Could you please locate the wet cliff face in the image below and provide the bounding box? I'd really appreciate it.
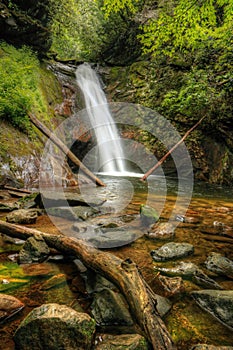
[102,63,233,186]
[0,0,51,54]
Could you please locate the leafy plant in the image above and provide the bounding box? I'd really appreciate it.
[0,42,46,132]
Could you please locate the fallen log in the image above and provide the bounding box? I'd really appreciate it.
[141,116,205,181]
[0,220,175,350]
[29,114,105,187]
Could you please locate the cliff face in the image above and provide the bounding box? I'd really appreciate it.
[0,0,51,54]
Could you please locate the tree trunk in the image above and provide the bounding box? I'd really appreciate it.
[29,114,105,187]
[0,220,175,350]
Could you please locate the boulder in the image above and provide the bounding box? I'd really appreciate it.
[18,234,50,264]
[47,206,98,221]
[0,293,24,322]
[94,333,149,349]
[151,242,194,261]
[6,209,38,224]
[14,303,96,350]
[91,288,134,326]
[205,252,233,279]
[39,191,105,208]
[191,290,233,330]
[155,262,222,289]
[147,222,175,240]
[140,204,159,226]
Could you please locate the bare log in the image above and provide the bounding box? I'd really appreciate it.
[29,114,105,187]
[141,116,205,181]
[0,220,175,350]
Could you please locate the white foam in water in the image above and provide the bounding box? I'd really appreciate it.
[97,171,144,178]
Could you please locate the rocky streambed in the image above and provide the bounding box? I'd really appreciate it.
[0,179,233,350]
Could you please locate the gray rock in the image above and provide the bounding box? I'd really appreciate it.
[191,290,233,330]
[94,333,149,349]
[6,209,38,224]
[155,262,222,289]
[151,242,194,261]
[86,227,143,249]
[47,206,98,221]
[155,294,172,317]
[39,191,105,208]
[140,204,159,226]
[91,288,134,326]
[147,222,175,240]
[18,234,50,264]
[0,293,24,322]
[190,345,233,350]
[205,252,233,279]
[14,303,96,350]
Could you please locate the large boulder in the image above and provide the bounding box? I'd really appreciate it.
[18,234,50,264]
[14,303,96,350]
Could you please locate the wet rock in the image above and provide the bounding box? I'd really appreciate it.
[2,234,25,245]
[94,333,149,349]
[190,345,233,350]
[175,214,202,224]
[155,262,222,289]
[205,252,233,279]
[0,293,24,322]
[151,242,194,261]
[155,294,172,317]
[18,234,50,264]
[191,290,233,330]
[39,191,105,208]
[147,222,175,240]
[0,201,19,211]
[158,275,185,297]
[47,206,98,221]
[6,209,38,224]
[140,204,159,226]
[40,274,67,291]
[14,303,96,350]
[85,227,143,249]
[91,287,134,326]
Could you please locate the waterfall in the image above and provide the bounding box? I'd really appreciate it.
[75,63,126,174]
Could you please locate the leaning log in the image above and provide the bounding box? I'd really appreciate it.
[29,114,105,187]
[0,220,175,350]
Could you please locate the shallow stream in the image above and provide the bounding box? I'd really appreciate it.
[0,175,233,349]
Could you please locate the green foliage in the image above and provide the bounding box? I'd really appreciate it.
[0,42,46,132]
[101,0,140,17]
[49,0,106,60]
[139,0,233,57]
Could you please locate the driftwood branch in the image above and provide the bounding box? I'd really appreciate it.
[141,116,205,181]
[29,114,105,187]
[0,220,175,350]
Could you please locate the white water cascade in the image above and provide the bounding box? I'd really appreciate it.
[75,63,126,174]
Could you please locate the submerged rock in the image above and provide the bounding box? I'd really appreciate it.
[205,252,233,279]
[0,293,24,322]
[14,303,96,350]
[47,206,98,221]
[18,234,50,264]
[84,227,143,249]
[155,262,222,289]
[39,191,105,208]
[6,209,38,224]
[140,204,159,226]
[147,222,175,240]
[191,290,233,330]
[94,333,149,350]
[151,242,194,261]
[158,275,184,297]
